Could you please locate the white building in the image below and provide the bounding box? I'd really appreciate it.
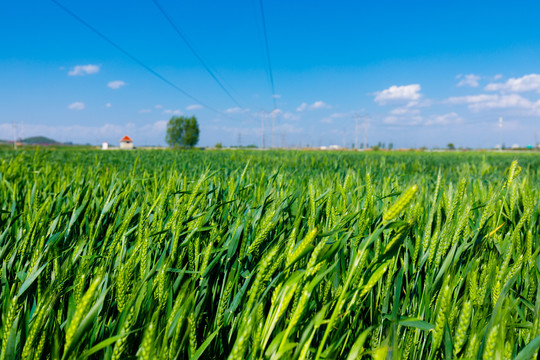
[120,135,134,149]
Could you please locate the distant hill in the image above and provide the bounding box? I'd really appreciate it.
[22,136,59,145]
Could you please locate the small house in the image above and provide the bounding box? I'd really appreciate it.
[120,135,133,150]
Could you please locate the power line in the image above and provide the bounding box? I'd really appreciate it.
[150,0,243,108]
[50,0,226,116]
[256,0,277,109]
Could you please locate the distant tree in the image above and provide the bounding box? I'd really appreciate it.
[166,116,200,148]
[447,143,455,150]
[215,142,223,149]
[388,142,394,150]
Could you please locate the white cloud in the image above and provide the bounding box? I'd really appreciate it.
[138,109,152,113]
[186,104,203,110]
[163,109,182,115]
[296,101,331,111]
[68,64,100,76]
[383,115,423,126]
[225,107,249,114]
[425,112,463,126]
[446,94,534,112]
[473,95,533,111]
[155,104,163,109]
[389,107,420,115]
[107,80,126,90]
[447,94,498,105]
[374,84,422,104]
[105,103,112,108]
[330,112,351,119]
[309,101,331,110]
[457,74,480,88]
[282,111,300,121]
[447,94,540,115]
[321,112,353,124]
[68,102,85,111]
[382,111,462,127]
[272,94,281,99]
[494,74,503,80]
[485,74,540,93]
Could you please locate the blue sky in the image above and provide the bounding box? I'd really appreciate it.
[2,0,540,148]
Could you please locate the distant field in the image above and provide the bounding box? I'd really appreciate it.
[1,149,540,359]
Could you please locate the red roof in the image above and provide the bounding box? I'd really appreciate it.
[120,135,133,142]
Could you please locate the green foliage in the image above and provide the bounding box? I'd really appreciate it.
[1,149,540,359]
[22,136,59,145]
[166,115,200,147]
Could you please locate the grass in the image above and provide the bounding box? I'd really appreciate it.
[1,149,540,359]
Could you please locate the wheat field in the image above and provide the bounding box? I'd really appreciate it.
[1,149,539,359]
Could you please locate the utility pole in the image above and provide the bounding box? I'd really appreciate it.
[261,110,265,149]
[13,121,17,150]
[355,113,359,150]
[499,117,503,151]
[363,115,369,149]
[272,110,276,148]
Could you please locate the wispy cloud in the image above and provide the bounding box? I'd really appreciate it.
[105,103,112,108]
[68,102,85,111]
[68,64,100,76]
[383,115,423,126]
[383,111,463,127]
[425,112,463,126]
[163,109,182,115]
[225,107,249,114]
[485,74,540,93]
[374,84,422,105]
[296,101,331,112]
[320,112,353,124]
[310,101,331,110]
[389,107,420,115]
[446,94,534,111]
[186,104,203,110]
[107,80,126,89]
[282,111,300,121]
[457,74,480,88]
[447,94,498,105]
